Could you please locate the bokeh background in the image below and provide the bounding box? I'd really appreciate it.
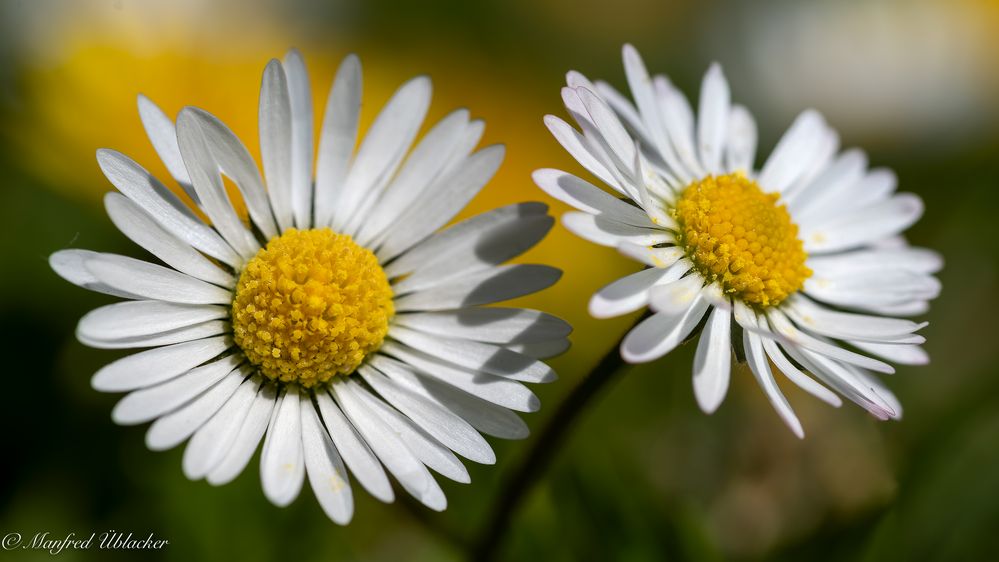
[2,0,998,560]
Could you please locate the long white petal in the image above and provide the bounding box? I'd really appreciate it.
[283,49,314,229]
[392,309,571,345]
[207,384,277,485]
[84,253,232,305]
[315,391,394,503]
[361,365,494,464]
[620,291,710,363]
[334,76,432,233]
[183,376,261,479]
[78,301,227,341]
[301,396,353,524]
[91,335,230,392]
[176,108,260,258]
[392,264,560,311]
[259,59,296,232]
[146,368,245,451]
[697,63,730,174]
[104,193,234,287]
[385,202,547,279]
[692,306,731,413]
[137,94,195,200]
[388,327,555,383]
[378,344,540,412]
[260,385,306,507]
[743,331,804,438]
[96,149,240,267]
[589,260,691,319]
[111,354,242,425]
[315,54,362,228]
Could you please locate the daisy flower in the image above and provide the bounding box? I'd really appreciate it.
[535,45,941,437]
[50,49,568,523]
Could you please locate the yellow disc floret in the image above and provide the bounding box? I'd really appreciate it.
[672,173,811,308]
[232,228,394,387]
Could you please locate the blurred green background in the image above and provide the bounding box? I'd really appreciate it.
[2,0,998,560]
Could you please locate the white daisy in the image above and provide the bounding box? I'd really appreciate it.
[535,44,941,437]
[50,49,568,523]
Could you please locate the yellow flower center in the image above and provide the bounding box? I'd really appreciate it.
[231,228,394,387]
[672,173,811,308]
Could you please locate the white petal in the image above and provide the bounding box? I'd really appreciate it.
[766,309,895,374]
[376,145,505,261]
[50,249,141,299]
[760,335,842,407]
[282,49,314,229]
[787,149,867,216]
[84,254,232,305]
[260,385,306,507]
[850,340,929,365]
[532,169,654,228]
[137,94,195,200]
[360,365,494,464]
[392,214,553,295]
[507,339,570,359]
[207,385,277,485]
[258,59,296,232]
[543,115,622,192]
[620,290,710,363]
[589,260,691,319]
[784,345,898,420]
[181,107,279,238]
[78,320,228,350]
[349,381,469,483]
[334,76,432,233]
[743,331,804,438]
[388,327,555,383]
[379,344,540,412]
[78,301,227,341]
[96,149,240,267]
[758,109,826,193]
[330,379,446,510]
[617,243,685,269]
[146,368,245,451]
[183,376,260,479]
[803,194,925,253]
[374,356,529,439]
[301,396,353,524]
[807,247,943,276]
[392,264,560,312]
[355,109,471,246]
[315,54,362,228]
[655,77,704,179]
[393,308,571,344]
[724,105,757,173]
[786,295,926,343]
[385,202,547,279]
[562,212,673,248]
[111,354,242,425]
[648,274,706,316]
[621,45,673,171]
[315,391,394,503]
[104,192,234,288]
[92,335,231,392]
[692,306,731,413]
[176,108,260,258]
[697,63,730,174]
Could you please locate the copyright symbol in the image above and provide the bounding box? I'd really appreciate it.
[2,533,21,550]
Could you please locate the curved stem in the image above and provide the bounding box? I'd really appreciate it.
[470,325,636,560]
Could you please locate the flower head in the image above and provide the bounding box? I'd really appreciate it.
[51,49,568,523]
[536,44,940,437]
